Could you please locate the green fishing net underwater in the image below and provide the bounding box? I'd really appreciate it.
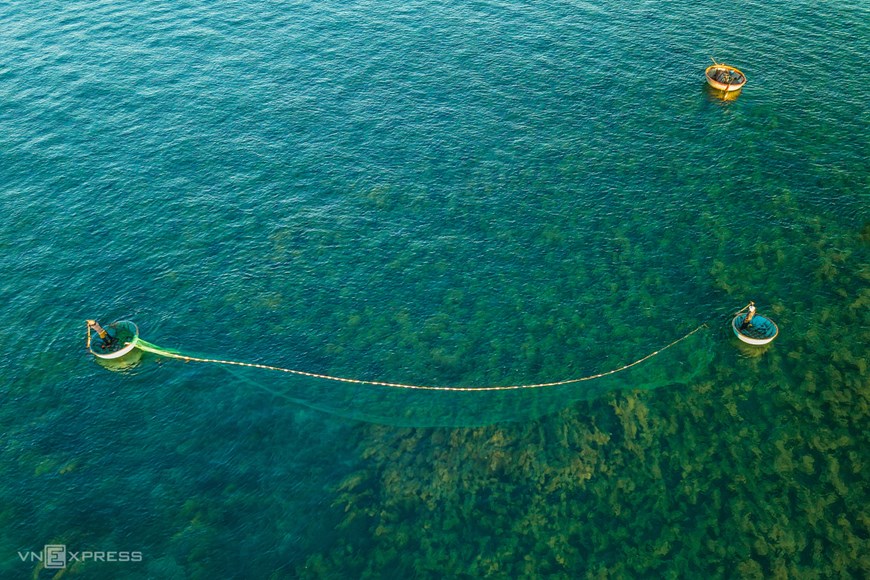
[84,312,733,427]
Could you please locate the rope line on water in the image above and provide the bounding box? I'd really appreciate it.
[133,322,715,392]
[94,304,751,392]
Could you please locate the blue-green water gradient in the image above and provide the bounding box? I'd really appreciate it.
[1,0,867,577]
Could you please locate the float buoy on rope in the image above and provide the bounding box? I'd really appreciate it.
[87,302,779,392]
[85,302,769,389]
[129,324,708,392]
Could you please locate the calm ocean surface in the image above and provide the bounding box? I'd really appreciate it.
[1,0,867,577]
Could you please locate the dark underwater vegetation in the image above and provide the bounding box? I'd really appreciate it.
[288,200,868,579]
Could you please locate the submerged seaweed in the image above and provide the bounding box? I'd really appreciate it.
[293,214,869,578]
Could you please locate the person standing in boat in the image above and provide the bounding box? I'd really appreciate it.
[740,302,756,330]
[87,320,118,350]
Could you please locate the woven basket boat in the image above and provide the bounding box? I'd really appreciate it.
[705,63,747,92]
[732,313,778,345]
[88,320,139,359]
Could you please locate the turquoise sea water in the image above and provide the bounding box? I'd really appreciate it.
[1,0,867,577]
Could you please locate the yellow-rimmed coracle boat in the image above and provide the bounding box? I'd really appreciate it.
[705,60,746,93]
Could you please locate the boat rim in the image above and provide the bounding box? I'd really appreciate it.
[705,64,747,87]
[705,64,746,77]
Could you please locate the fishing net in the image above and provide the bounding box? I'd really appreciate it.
[86,304,756,426]
[120,319,721,427]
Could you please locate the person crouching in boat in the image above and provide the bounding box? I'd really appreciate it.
[87,320,118,350]
[740,302,756,330]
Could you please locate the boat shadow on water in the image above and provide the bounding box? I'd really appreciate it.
[703,83,742,102]
[92,348,143,372]
[732,338,774,358]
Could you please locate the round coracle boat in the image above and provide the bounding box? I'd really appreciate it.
[732,313,778,345]
[88,320,140,359]
[705,63,747,92]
